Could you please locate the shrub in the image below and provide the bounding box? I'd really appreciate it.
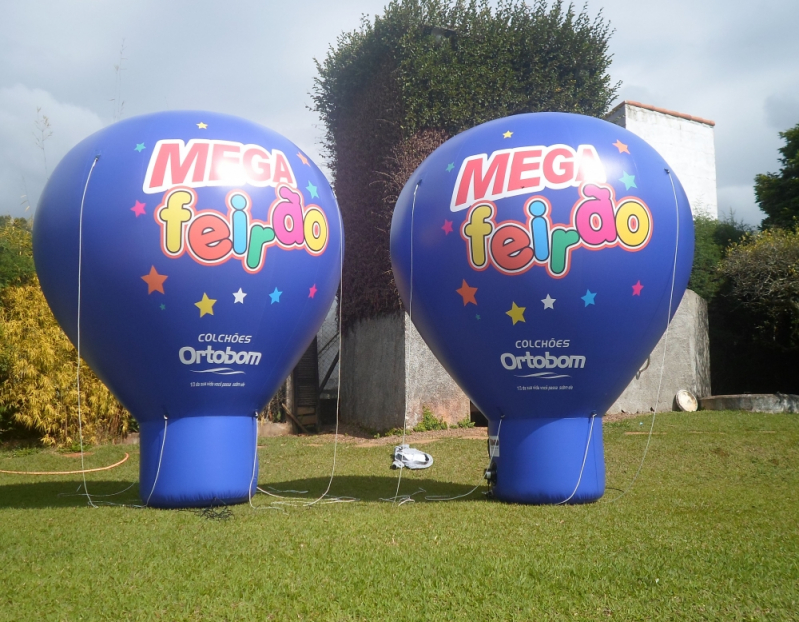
[413,406,448,432]
[688,213,751,302]
[0,217,35,292]
[0,278,130,446]
[719,227,799,350]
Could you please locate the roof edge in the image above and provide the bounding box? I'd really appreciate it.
[606,100,715,127]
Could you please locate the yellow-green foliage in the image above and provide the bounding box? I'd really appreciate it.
[0,217,36,289]
[0,278,130,446]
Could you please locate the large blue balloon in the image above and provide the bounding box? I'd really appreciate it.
[391,113,693,504]
[34,111,342,508]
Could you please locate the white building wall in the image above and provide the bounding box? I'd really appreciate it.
[606,102,718,218]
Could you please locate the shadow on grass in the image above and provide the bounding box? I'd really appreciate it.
[256,475,488,504]
[0,480,141,509]
[0,475,488,509]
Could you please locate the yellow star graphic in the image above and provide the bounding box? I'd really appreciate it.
[506,302,526,325]
[503,130,513,139]
[197,122,208,129]
[195,293,216,317]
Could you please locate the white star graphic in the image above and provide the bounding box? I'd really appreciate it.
[233,288,247,304]
[541,294,556,309]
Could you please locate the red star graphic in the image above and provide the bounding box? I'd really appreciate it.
[442,219,453,235]
[297,152,309,166]
[456,280,478,306]
[632,280,644,296]
[613,139,630,154]
[141,266,168,294]
[131,200,146,217]
[309,284,318,298]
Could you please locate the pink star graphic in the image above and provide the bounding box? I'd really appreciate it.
[309,284,318,298]
[131,200,146,217]
[632,280,644,296]
[442,219,453,235]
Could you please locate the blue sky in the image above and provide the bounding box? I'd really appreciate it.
[1,0,797,224]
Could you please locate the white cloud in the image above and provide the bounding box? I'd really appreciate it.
[765,94,799,132]
[0,85,104,217]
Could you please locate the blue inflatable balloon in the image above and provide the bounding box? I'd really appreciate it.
[34,111,342,508]
[391,113,693,504]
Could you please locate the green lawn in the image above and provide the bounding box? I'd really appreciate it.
[1,411,797,621]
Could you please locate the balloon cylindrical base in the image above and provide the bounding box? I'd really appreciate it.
[488,417,605,504]
[139,415,258,509]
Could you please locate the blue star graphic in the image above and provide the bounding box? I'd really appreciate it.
[446,162,455,172]
[581,290,597,307]
[306,181,319,199]
[619,171,637,190]
[134,143,146,152]
[269,288,282,304]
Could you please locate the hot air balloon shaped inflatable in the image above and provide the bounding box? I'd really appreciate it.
[391,113,693,504]
[34,111,342,508]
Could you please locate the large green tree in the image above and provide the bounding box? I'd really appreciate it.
[756,123,799,229]
[313,0,619,329]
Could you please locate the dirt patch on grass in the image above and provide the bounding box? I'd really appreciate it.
[289,412,676,445]
[603,411,655,423]
[301,414,659,446]
[306,425,488,447]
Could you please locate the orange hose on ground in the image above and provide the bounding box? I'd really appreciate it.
[0,452,130,475]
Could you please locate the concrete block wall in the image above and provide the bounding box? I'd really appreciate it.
[340,313,406,431]
[608,289,711,414]
[406,320,470,426]
[340,312,469,431]
[341,291,710,426]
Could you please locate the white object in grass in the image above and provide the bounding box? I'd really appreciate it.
[391,445,434,470]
